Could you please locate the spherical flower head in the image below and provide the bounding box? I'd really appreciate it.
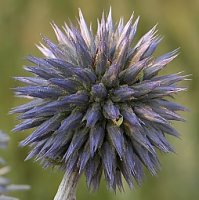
[0,131,30,198]
[11,9,187,191]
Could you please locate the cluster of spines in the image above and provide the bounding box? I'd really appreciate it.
[11,9,188,191]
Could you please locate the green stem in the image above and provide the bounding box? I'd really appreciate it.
[54,171,79,200]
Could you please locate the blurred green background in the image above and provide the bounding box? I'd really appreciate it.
[0,0,198,199]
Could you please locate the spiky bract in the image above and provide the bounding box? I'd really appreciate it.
[11,9,187,191]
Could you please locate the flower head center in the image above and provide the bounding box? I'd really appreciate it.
[91,82,108,102]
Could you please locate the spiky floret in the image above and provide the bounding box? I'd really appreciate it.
[11,9,187,191]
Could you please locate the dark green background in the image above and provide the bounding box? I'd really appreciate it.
[0,0,198,199]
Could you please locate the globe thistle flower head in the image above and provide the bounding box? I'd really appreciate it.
[11,9,187,191]
[0,131,30,199]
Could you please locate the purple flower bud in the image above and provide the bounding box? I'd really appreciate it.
[12,9,187,192]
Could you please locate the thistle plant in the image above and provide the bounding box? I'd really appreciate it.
[11,9,187,200]
[0,131,30,200]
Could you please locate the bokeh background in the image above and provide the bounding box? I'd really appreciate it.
[0,0,198,199]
